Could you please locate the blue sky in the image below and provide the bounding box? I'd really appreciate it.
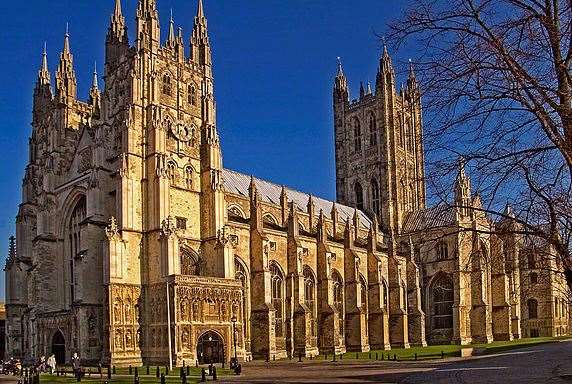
[0,0,414,299]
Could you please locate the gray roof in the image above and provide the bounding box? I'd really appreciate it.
[402,204,456,233]
[222,169,372,229]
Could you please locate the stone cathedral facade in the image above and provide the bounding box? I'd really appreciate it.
[5,0,570,366]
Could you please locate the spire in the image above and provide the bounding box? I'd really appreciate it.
[334,57,349,102]
[55,24,77,100]
[336,56,344,77]
[38,42,50,86]
[191,0,211,65]
[108,0,127,43]
[359,82,365,99]
[367,81,372,95]
[136,0,160,50]
[91,62,99,90]
[378,40,394,85]
[168,9,176,43]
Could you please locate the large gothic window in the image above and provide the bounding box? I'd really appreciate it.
[271,263,285,338]
[162,74,172,96]
[180,249,200,276]
[381,278,388,310]
[304,267,317,337]
[353,117,362,152]
[369,113,377,146]
[354,182,364,211]
[332,271,344,338]
[235,258,249,340]
[527,298,538,319]
[371,179,380,218]
[431,274,454,330]
[68,196,86,303]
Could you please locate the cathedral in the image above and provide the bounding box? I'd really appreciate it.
[5,0,570,366]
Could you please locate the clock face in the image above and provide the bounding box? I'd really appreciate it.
[173,122,197,142]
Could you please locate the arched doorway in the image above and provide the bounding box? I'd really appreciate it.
[196,331,224,364]
[51,330,66,365]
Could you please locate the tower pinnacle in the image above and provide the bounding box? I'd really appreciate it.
[191,0,211,65]
[108,0,127,43]
[55,25,77,101]
[38,42,50,86]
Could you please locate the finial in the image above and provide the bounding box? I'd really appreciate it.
[92,61,99,89]
[197,0,205,18]
[367,81,372,95]
[336,56,344,76]
[63,23,71,53]
[168,8,176,42]
[114,0,122,17]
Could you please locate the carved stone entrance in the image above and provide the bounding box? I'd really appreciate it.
[196,331,224,364]
[51,330,66,365]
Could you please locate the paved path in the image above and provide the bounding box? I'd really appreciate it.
[221,340,572,383]
[0,375,19,383]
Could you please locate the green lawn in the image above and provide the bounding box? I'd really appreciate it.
[334,336,572,361]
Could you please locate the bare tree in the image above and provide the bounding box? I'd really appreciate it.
[388,0,572,290]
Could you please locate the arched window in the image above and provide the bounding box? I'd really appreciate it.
[303,267,317,337]
[263,214,279,226]
[359,275,368,310]
[332,271,344,338]
[188,84,197,106]
[271,263,285,338]
[530,272,538,284]
[369,113,377,146]
[353,117,362,152]
[371,179,380,217]
[527,253,536,269]
[68,196,86,303]
[162,74,172,96]
[354,182,364,211]
[167,162,177,184]
[180,249,200,276]
[228,205,245,220]
[235,258,249,339]
[527,299,538,319]
[185,166,193,189]
[437,241,449,261]
[431,274,454,330]
[406,119,414,151]
[381,278,388,310]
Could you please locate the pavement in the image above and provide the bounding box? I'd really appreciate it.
[221,339,572,383]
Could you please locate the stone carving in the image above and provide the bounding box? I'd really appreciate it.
[105,216,119,239]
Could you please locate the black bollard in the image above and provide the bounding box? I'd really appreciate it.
[165,366,169,376]
[369,352,372,360]
[441,350,444,359]
[376,352,378,360]
[213,366,217,381]
[333,353,337,362]
[113,366,116,375]
[134,367,138,378]
[340,354,343,360]
[381,353,384,360]
[298,353,302,362]
[128,365,132,375]
[180,367,184,378]
[146,366,149,375]
[415,353,418,361]
[156,366,160,378]
[182,372,187,384]
[107,366,111,379]
[356,352,359,359]
[200,368,206,383]
[160,373,166,384]
[186,365,190,376]
[393,354,396,361]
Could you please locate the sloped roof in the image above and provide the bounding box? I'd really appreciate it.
[222,169,372,229]
[402,204,456,233]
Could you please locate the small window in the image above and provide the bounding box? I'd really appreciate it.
[176,217,187,230]
[530,272,538,284]
[162,74,172,96]
[354,182,364,211]
[269,241,277,251]
[528,253,536,269]
[185,166,193,189]
[369,113,377,146]
[167,162,177,184]
[188,84,197,106]
[437,241,448,261]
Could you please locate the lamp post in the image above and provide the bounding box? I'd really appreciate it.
[231,315,238,368]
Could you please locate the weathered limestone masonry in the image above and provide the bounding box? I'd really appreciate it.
[5,0,571,366]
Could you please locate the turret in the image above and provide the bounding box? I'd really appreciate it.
[376,44,395,93]
[190,0,211,66]
[106,0,128,68]
[165,10,185,62]
[333,58,349,104]
[89,62,101,116]
[136,0,160,51]
[33,43,52,115]
[55,25,77,102]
